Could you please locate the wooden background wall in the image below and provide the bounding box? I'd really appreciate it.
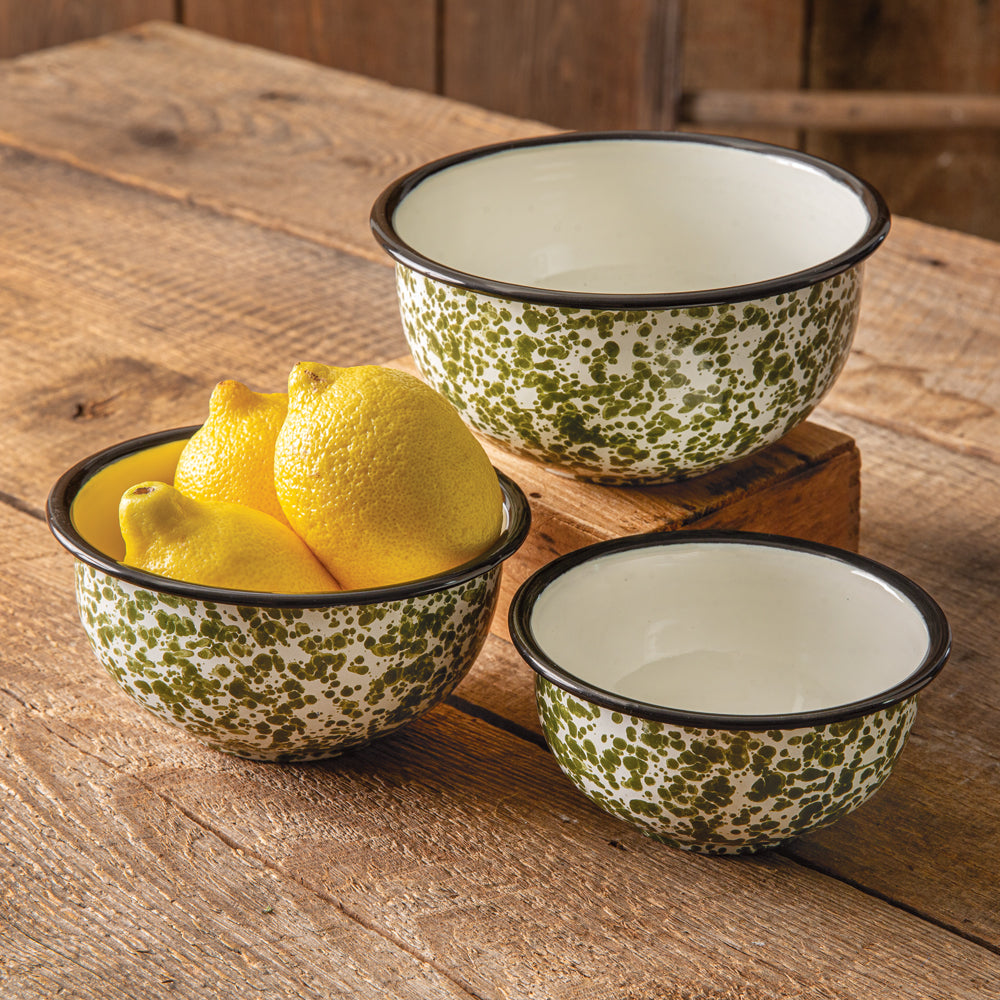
[2,0,999,240]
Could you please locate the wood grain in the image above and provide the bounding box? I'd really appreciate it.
[828,217,1000,465]
[183,0,438,91]
[0,146,406,510]
[684,88,1000,130]
[679,0,806,148]
[3,21,1000,998]
[0,0,172,58]
[807,0,1000,241]
[4,5,1000,242]
[0,22,552,263]
[4,506,1000,998]
[442,0,683,129]
[779,407,1000,945]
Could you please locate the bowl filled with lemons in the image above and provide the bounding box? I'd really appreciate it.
[47,363,530,762]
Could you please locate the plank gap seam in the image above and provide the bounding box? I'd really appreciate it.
[779,849,1000,958]
[444,693,547,750]
[0,490,46,523]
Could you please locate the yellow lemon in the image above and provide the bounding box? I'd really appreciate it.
[274,363,503,590]
[72,436,188,562]
[174,379,289,525]
[120,481,339,593]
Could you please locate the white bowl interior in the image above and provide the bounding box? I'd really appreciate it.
[393,138,874,294]
[529,541,931,716]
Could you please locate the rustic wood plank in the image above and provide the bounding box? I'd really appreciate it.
[683,88,1000,130]
[18,395,1000,963]
[0,145,406,509]
[1,35,997,952]
[2,176,996,977]
[182,0,438,91]
[826,217,1000,465]
[4,504,1000,997]
[3,20,1000,992]
[3,191,995,980]
[780,407,1000,947]
[679,0,806,148]
[0,768,476,1000]
[5,4,999,245]
[442,0,683,130]
[0,0,173,58]
[0,22,551,264]
[807,0,1000,241]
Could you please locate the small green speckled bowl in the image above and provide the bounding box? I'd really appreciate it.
[47,426,530,762]
[509,531,950,854]
[371,131,890,484]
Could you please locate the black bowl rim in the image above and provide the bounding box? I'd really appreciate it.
[369,129,891,310]
[508,529,951,731]
[47,425,532,608]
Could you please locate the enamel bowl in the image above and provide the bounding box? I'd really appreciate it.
[509,531,950,854]
[371,131,889,483]
[47,426,530,762]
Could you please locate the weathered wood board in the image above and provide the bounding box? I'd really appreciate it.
[3,22,1000,1000]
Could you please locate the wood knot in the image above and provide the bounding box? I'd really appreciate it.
[127,124,182,149]
[258,90,304,103]
[72,396,116,420]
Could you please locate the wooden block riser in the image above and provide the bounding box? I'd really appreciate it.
[391,355,861,643]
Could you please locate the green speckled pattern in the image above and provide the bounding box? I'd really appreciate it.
[536,676,916,854]
[397,266,863,483]
[75,562,500,761]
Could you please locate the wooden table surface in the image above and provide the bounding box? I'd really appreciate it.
[2,22,999,1000]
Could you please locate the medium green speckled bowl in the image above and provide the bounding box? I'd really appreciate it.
[509,531,950,854]
[47,426,531,762]
[371,131,890,484]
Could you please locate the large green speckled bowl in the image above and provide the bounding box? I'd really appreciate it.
[47,426,530,762]
[509,531,950,854]
[371,131,890,484]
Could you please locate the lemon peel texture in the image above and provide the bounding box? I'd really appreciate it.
[274,363,503,590]
[174,379,289,525]
[120,481,339,593]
